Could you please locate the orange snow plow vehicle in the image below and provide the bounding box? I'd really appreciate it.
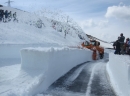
[81,40,104,60]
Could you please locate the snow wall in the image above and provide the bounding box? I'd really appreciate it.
[107,53,130,96]
[21,47,93,95]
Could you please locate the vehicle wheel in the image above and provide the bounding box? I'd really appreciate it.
[100,53,104,59]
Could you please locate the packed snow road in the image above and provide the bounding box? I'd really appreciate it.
[43,56,116,96]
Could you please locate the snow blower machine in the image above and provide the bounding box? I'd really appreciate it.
[81,40,104,60]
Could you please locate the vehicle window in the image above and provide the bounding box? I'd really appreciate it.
[84,41,89,46]
[91,42,95,45]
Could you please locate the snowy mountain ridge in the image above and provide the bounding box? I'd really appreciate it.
[0,6,88,46]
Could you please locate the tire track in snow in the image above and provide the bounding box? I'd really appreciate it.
[64,62,94,93]
[42,59,116,96]
[45,61,94,95]
[86,62,98,96]
[89,61,116,96]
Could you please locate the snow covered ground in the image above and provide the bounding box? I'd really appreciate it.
[0,6,130,96]
[0,6,92,96]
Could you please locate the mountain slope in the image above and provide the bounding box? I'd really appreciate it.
[0,6,89,47]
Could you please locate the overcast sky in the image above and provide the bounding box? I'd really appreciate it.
[0,0,130,42]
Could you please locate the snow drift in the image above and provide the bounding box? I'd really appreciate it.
[107,53,130,96]
[20,47,93,95]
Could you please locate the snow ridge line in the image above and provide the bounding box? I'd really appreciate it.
[85,63,98,96]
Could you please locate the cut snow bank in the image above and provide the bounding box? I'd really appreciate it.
[20,47,92,96]
[107,53,130,96]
